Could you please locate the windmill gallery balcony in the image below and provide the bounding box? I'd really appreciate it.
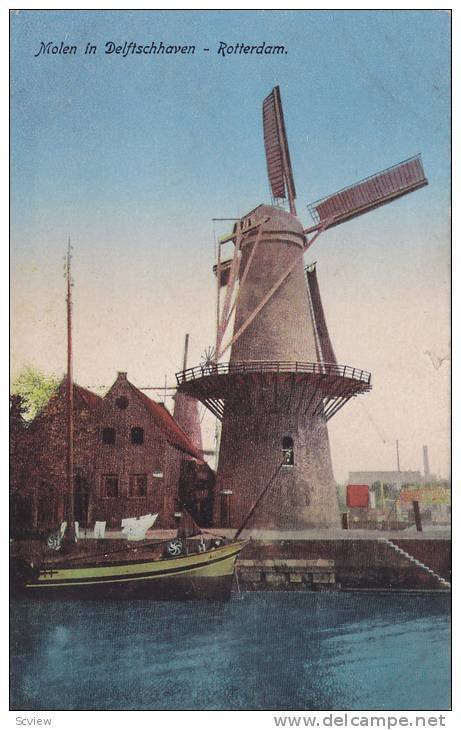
[175,360,371,422]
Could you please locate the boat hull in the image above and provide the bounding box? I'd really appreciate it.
[14,540,247,601]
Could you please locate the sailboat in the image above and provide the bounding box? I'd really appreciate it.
[15,529,247,601]
[10,241,248,601]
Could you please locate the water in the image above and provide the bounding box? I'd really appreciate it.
[10,592,450,711]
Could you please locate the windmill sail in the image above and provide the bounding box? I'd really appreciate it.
[263,86,297,215]
[307,154,427,230]
[305,265,337,365]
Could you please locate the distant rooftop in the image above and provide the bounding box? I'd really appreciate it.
[348,470,422,487]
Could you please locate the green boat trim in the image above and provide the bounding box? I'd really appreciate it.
[26,540,248,589]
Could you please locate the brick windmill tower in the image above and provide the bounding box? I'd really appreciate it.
[176,86,427,531]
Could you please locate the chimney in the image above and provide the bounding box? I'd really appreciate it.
[173,336,204,457]
[182,333,189,372]
[117,371,127,379]
[423,445,430,481]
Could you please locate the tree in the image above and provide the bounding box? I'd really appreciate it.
[11,366,60,421]
[10,394,26,430]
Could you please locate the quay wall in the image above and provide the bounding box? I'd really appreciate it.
[235,539,451,591]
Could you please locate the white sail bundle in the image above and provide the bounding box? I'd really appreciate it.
[121,513,158,541]
[93,521,106,539]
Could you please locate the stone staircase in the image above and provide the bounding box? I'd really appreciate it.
[380,538,451,589]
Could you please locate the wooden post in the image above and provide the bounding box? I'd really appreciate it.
[380,481,385,511]
[225,222,264,327]
[215,240,221,356]
[413,500,423,532]
[216,223,242,357]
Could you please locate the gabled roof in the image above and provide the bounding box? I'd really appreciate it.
[127,381,203,461]
[72,383,102,409]
[28,380,102,428]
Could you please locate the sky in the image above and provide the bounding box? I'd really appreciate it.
[10,9,451,481]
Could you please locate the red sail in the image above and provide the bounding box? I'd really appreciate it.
[263,86,296,207]
[308,155,427,229]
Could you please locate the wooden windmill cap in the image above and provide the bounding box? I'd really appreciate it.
[239,204,305,249]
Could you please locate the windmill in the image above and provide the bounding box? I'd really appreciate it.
[176,86,427,531]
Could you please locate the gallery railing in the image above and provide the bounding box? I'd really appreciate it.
[176,361,371,386]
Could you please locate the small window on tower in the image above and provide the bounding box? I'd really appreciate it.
[282,436,294,466]
[102,427,116,445]
[131,427,144,445]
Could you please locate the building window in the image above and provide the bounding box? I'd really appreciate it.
[282,436,294,466]
[115,396,129,409]
[102,427,116,445]
[129,474,148,498]
[220,490,232,527]
[131,427,144,445]
[102,474,119,498]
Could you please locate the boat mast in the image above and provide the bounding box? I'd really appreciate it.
[234,461,284,540]
[66,237,74,527]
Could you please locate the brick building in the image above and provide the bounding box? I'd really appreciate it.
[10,372,215,534]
